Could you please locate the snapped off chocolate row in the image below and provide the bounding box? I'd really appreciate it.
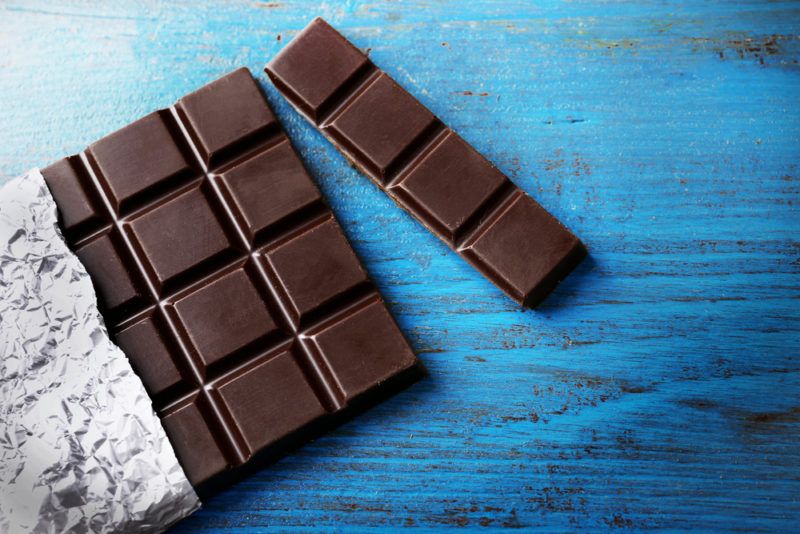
[266,18,587,307]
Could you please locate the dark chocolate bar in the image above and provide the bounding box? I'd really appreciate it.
[41,68,420,495]
[266,18,587,307]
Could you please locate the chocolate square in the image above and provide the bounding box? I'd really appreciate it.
[40,156,106,237]
[393,132,509,243]
[74,232,148,317]
[171,267,280,370]
[266,17,370,120]
[328,74,436,180]
[304,299,417,402]
[161,396,230,486]
[115,312,186,397]
[127,184,239,290]
[218,139,322,243]
[462,193,585,306]
[216,348,326,452]
[261,217,368,325]
[89,111,192,212]
[178,68,278,166]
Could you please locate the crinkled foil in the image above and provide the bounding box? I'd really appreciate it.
[0,170,200,533]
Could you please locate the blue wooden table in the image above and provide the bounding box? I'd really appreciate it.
[2,1,799,531]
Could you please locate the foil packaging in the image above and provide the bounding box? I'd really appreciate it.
[0,170,200,533]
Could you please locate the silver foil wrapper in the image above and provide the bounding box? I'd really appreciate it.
[0,170,200,533]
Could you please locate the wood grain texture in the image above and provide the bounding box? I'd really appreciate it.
[2,0,799,531]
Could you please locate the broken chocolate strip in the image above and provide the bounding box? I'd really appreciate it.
[266,18,587,307]
[41,68,420,495]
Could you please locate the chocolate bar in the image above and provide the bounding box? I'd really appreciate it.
[41,68,420,495]
[266,18,587,307]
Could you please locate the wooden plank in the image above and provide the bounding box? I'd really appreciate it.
[1,0,798,530]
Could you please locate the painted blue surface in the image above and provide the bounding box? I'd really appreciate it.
[2,1,799,531]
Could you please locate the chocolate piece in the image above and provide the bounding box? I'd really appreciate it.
[266,18,587,307]
[41,68,420,495]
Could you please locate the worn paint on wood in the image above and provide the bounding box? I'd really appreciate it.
[2,0,799,531]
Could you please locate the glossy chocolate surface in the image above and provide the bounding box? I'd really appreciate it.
[266,18,587,307]
[42,68,420,494]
